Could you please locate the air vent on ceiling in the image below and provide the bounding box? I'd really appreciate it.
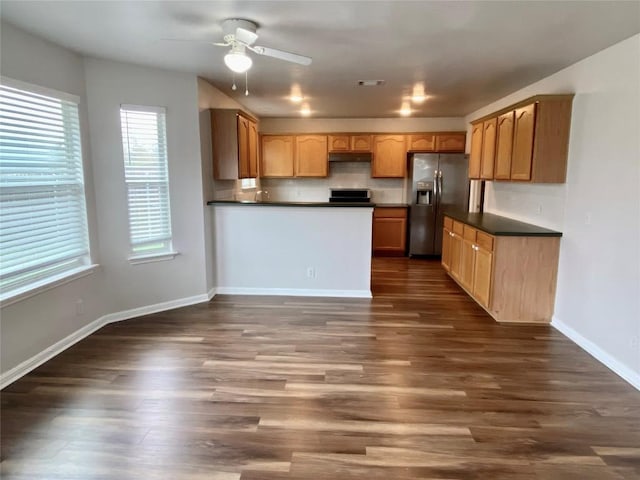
[357,80,385,86]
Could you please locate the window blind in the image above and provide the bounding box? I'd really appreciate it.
[120,105,173,256]
[0,80,90,296]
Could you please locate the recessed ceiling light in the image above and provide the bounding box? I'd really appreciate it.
[411,83,427,103]
[300,103,311,116]
[358,80,385,86]
[289,84,303,103]
[400,101,412,117]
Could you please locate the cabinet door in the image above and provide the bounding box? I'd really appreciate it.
[449,233,463,280]
[460,239,475,291]
[328,135,350,152]
[473,246,493,308]
[436,133,465,152]
[469,123,483,179]
[372,135,407,178]
[480,118,497,180]
[494,111,514,180]
[350,135,372,151]
[441,228,452,271]
[408,134,435,152]
[295,135,328,177]
[372,217,407,253]
[248,119,258,178]
[511,103,536,181]
[237,115,250,178]
[261,135,294,177]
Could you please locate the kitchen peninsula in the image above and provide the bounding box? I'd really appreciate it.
[207,200,374,297]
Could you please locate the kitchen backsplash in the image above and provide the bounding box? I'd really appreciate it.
[261,162,406,203]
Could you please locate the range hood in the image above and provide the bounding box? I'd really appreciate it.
[328,152,372,162]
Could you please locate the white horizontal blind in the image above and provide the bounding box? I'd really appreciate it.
[120,105,172,255]
[0,80,90,295]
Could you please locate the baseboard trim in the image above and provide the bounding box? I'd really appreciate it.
[1,293,210,389]
[552,316,640,391]
[215,287,372,298]
[207,287,216,300]
[101,293,210,324]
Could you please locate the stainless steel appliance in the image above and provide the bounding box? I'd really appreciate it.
[408,154,469,256]
[329,188,371,203]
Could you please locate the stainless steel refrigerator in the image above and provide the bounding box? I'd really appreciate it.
[408,153,469,256]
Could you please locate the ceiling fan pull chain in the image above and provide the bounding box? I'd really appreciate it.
[231,72,237,91]
[245,71,249,96]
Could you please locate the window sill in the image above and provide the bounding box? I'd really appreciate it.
[0,264,100,308]
[128,251,180,265]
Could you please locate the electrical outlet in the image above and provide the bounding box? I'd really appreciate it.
[585,212,592,225]
[306,267,316,279]
[536,203,543,214]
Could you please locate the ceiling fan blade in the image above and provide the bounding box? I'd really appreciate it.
[252,45,312,66]
[161,38,229,47]
[235,27,258,46]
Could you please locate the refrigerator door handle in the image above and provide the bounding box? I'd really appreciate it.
[438,170,443,205]
[433,170,439,202]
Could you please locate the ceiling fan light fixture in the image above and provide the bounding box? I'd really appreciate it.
[224,49,252,73]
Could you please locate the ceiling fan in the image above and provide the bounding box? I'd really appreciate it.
[211,19,312,74]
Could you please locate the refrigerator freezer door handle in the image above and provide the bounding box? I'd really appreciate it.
[433,171,439,202]
[438,170,443,204]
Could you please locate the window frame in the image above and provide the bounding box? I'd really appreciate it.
[119,104,177,264]
[0,76,95,304]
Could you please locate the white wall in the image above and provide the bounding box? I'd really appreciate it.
[465,34,640,383]
[213,205,373,297]
[0,22,109,374]
[197,78,254,294]
[84,58,208,310]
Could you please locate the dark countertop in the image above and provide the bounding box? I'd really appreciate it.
[443,210,562,237]
[207,200,375,208]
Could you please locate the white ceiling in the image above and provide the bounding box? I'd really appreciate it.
[2,1,639,118]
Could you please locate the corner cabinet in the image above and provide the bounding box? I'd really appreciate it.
[372,135,407,178]
[442,215,561,323]
[372,207,407,256]
[211,109,258,180]
[468,94,573,183]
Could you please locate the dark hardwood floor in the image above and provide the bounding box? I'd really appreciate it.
[2,258,639,479]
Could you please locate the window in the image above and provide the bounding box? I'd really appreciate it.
[240,178,257,189]
[0,78,90,299]
[119,105,174,260]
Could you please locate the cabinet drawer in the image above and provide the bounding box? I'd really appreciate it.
[463,225,477,241]
[444,216,453,230]
[374,207,407,218]
[452,220,464,235]
[476,231,494,251]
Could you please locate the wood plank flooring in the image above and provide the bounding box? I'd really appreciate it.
[2,257,639,479]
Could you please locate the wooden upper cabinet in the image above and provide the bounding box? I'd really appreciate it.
[211,109,258,180]
[480,118,497,180]
[511,103,536,181]
[469,123,483,179]
[328,135,350,152]
[237,115,250,178]
[248,120,258,178]
[494,111,514,180]
[260,135,294,177]
[328,134,372,152]
[372,135,407,178]
[470,94,573,183]
[295,135,328,177]
[408,134,436,152]
[436,133,466,152]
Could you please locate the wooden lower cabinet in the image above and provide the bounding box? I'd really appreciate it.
[442,215,560,323]
[372,207,407,256]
